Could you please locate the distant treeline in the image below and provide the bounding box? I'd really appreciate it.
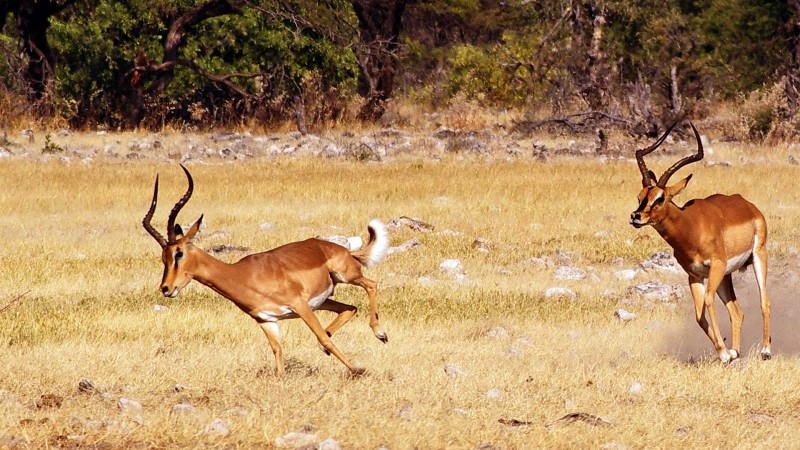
[2,0,799,136]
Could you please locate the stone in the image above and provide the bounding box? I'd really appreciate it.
[387,238,423,255]
[554,266,587,281]
[444,364,470,378]
[628,381,644,394]
[274,432,317,448]
[171,403,197,415]
[544,287,576,300]
[205,418,230,437]
[614,269,637,280]
[614,308,636,322]
[117,398,142,411]
[439,259,464,273]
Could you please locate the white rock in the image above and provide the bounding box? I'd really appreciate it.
[628,381,644,394]
[544,287,576,300]
[487,389,502,399]
[444,364,470,378]
[485,327,509,338]
[171,403,197,415]
[275,432,317,448]
[346,236,363,250]
[439,259,463,273]
[259,222,274,231]
[554,266,587,281]
[117,398,142,411]
[153,304,169,311]
[614,308,636,322]
[628,281,682,302]
[205,418,230,437]
[639,251,681,272]
[387,238,423,255]
[614,269,637,280]
[318,438,341,450]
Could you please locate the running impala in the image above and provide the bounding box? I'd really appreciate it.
[142,165,390,375]
[630,122,771,362]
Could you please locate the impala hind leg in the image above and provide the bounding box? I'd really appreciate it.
[349,276,388,343]
[716,274,744,360]
[258,322,285,376]
[752,236,772,360]
[315,299,358,356]
[292,302,364,375]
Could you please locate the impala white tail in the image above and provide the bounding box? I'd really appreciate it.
[353,219,390,267]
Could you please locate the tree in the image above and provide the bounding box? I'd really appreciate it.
[0,0,79,100]
[350,0,410,119]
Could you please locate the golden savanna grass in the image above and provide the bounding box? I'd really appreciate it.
[1,140,800,449]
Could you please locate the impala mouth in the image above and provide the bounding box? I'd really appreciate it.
[629,218,646,228]
[162,287,179,298]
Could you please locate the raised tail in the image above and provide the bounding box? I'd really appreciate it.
[351,219,389,267]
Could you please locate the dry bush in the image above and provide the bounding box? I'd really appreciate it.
[735,82,800,143]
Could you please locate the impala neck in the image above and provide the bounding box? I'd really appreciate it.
[651,202,691,249]
[189,248,243,301]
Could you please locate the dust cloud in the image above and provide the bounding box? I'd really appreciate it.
[657,261,800,360]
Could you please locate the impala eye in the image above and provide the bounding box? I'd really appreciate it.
[652,196,664,206]
[175,250,184,259]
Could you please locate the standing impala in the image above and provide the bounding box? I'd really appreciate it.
[630,122,771,362]
[142,165,390,375]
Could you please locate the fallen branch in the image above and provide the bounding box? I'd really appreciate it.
[0,290,31,314]
[511,111,632,135]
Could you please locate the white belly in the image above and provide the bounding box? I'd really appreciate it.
[256,284,334,322]
[690,250,752,279]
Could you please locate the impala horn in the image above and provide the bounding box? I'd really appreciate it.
[166,164,194,243]
[655,122,704,188]
[142,164,194,247]
[142,174,167,248]
[634,121,679,187]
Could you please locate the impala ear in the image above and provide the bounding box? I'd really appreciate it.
[173,223,185,240]
[647,170,657,186]
[666,174,692,199]
[182,215,204,242]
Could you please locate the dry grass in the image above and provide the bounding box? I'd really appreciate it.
[1,147,800,449]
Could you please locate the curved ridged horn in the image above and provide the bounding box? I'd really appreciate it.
[167,164,194,243]
[142,174,167,248]
[635,121,679,187]
[656,122,704,188]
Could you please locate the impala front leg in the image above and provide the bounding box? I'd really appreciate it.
[717,274,744,360]
[690,272,730,363]
[704,262,735,362]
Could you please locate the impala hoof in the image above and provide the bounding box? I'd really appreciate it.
[376,331,388,344]
[729,349,739,360]
[348,367,367,378]
[718,351,732,364]
[761,348,772,360]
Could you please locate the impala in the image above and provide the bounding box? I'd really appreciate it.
[142,165,390,375]
[630,122,771,362]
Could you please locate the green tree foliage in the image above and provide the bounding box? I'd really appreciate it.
[0,0,799,129]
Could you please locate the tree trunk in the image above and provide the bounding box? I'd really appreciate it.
[351,0,409,121]
[127,0,243,127]
[786,0,800,115]
[10,0,77,100]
